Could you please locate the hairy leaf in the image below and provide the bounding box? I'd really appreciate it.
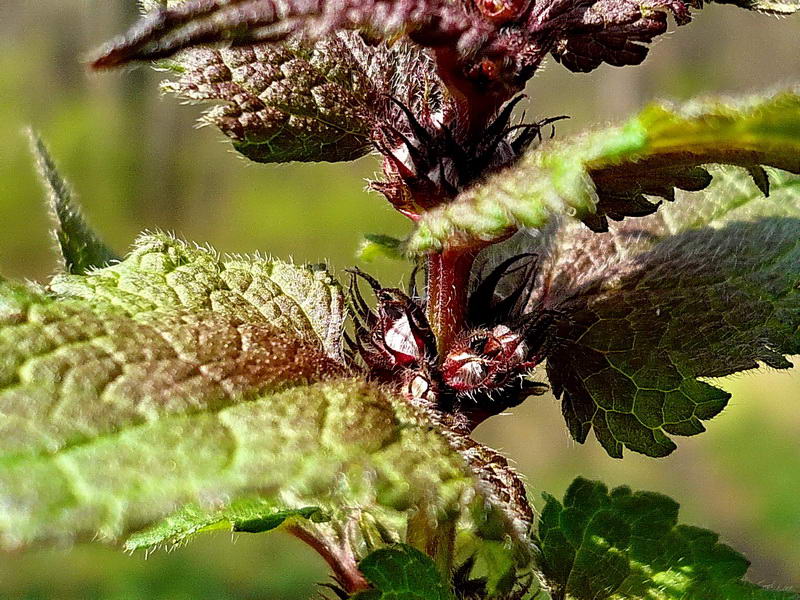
[408,88,800,252]
[0,233,531,560]
[548,0,798,74]
[352,544,455,600]
[538,477,799,600]
[492,167,800,458]
[161,34,441,163]
[0,234,344,546]
[94,0,798,112]
[544,0,694,74]
[163,40,372,163]
[125,500,328,550]
[28,132,119,274]
[91,0,479,69]
[47,233,346,360]
[127,406,535,560]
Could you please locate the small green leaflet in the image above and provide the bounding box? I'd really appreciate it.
[352,544,456,600]
[125,500,328,551]
[28,131,119,274]
[538,478,800,600]
[357,234,406,262]
[408,88,800,252]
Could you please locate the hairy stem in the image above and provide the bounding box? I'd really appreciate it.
[427,248,478,356]
[287,524,369,594]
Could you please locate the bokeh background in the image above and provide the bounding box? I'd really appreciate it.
[1,2,799,598]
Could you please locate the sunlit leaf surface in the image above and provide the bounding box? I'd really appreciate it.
[539,477,800,600]
[0,234,505,551]
[409,89,800,252]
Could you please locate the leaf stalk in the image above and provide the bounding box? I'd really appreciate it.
[286,524,370,594]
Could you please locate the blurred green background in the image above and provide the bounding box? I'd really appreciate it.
[1,2,798,598]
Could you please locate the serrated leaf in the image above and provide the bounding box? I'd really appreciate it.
[504,167,800,457]
[47,233,346,361]
[0,234,347,547]
[353,544,456,600]
[91,0,486,75]
[162,37,373,163]
[0,364,468,550]
[408,88,800,252]
[95,0,798,96]
[28,131,119,274]
[546,0,695,74]
[125,500,328,550]
[0,233,530,560]
[548,0,798,75]
[538,477,799,600]
[161,32,442,163]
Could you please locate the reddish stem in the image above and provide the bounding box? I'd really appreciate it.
[287,525,369,594]
[426,248,480,356]
[433,47,509,139]
[408,48,516,356]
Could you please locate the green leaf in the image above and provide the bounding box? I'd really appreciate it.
[538,477,799,600]
[28,131,119,274]
[0,233,530,559]
[353,544,456,600]
[47,233,347,361]
[474,167,800,457]
[533,168,800,457]
[408,88,800,253]
[125,500,328,550]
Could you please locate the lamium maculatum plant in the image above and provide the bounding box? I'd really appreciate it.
[1,0,799,598]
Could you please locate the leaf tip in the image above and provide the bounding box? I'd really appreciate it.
[26,129,119,274]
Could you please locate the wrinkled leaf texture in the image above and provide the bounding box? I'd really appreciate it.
[92,0,798,168]
[97,0,799,82]
[0,233,523,552]
[546,169,799,457]
[474,166,799,457]
[160,33,442,163]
